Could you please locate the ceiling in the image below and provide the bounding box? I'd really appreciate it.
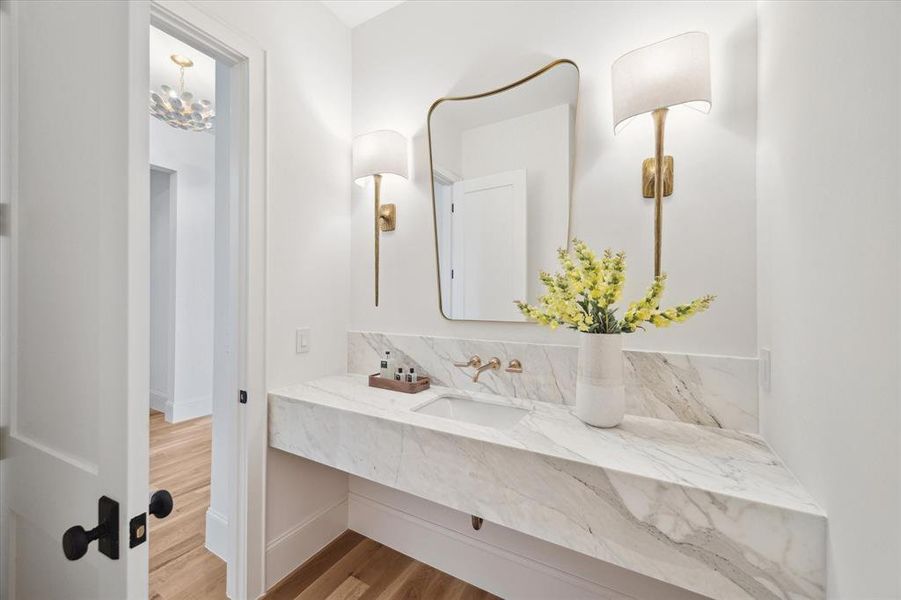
[149,26,215,109]
[320,0,405,28]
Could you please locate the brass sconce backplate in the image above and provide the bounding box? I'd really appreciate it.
[379,203,396,232]
[642,156,674,198]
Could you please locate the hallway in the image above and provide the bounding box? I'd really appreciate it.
[149,412,226,600]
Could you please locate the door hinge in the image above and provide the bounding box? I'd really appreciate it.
[451,269,454,279]
[451,203,455,213]
[239,389,247,404]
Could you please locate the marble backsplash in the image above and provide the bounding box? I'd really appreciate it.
[348,331,759,432]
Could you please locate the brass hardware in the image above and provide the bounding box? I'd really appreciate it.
[642,156,673,198]
[373,175,398,306]
[427,59,580,323]
[472,357,501,383]
[374,174,381,306]
[649,108,669,278]
[379,203,396,232]
[505,359,523,374]
[170,54,194,68]
[471,515,484,531]
[453,356,482,369]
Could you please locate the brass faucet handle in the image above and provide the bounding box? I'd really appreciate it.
[454,356,482,369]
[505,359,523,373]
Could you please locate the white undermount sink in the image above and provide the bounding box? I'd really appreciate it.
[413,394,528,429]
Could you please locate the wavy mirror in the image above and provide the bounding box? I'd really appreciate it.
[428,60,580,322]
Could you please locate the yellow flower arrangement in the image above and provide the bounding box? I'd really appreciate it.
[515,239,715,334]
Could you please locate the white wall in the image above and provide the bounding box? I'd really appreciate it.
[756,1,901,598]
[149,169,172,409]
[149,117,216,421]
[188,0,353,589]
[351,0,758,358]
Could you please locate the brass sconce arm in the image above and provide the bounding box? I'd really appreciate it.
[372,174,397,307]
[650,108,668,278]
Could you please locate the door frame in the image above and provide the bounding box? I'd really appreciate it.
[149,3,267,599]
[148,165,177,421]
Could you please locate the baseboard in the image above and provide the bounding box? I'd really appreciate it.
[149,390,167,414]
[265,497,348,590]
[205,507,228,561]
[167,394,212,423]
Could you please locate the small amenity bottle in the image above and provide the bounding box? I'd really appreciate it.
[380,351,393,378]
[406,368,417,383]
[395,367,403,382]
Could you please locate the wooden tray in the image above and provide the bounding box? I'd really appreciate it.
[369,373,430,394]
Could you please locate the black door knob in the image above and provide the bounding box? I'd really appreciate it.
[62,525,96,560]
[149,489,173,519]
[62,496,119,561]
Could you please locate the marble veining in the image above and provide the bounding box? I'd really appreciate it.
[269,375,826,600]
[348,331,759,431]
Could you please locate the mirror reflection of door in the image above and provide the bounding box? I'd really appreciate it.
[429,60,579,322]
[451,171,527,320]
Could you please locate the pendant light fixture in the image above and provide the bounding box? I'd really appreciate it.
[149,54,215,133]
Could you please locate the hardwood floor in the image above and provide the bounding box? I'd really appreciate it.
[266,531,500,600]
[149,410,497,600]
[149,411,226,600]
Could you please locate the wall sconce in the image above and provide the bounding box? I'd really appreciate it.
[353,130,409,307]
[612,31,711,277]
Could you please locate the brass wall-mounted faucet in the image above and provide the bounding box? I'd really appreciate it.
[472,357,501,383]
[453,356,522,382]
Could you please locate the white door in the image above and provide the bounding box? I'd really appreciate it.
[451,170,528,321]
[3,1,150,599]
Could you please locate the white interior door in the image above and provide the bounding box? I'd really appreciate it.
[3,1,150,598]
[450,170,528,321]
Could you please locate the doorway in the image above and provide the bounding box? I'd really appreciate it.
[150,3,269,596]
[148,24,229,599]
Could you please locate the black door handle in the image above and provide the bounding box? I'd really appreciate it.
[149,489,173,519]
[62,496,119,560]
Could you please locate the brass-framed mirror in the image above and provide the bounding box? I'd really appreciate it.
[427,59,580,322]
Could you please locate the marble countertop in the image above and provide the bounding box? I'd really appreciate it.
[269,374,826,599]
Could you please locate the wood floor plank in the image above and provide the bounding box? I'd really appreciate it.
[381,562,445,600]
[368,561,421,600]
[354,546,416,600]
[324,576,370,600]
[295,539,383,600]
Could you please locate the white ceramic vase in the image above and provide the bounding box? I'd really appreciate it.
[575,333,625,428]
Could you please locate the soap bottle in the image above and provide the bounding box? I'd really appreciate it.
[406,368,417,383]
[394,367,404,382]
[380,351,393,379]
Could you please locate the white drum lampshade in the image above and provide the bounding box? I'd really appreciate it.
[611,31,711,134]
[353,130,409,182]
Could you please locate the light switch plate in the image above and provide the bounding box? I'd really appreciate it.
[296,328,311,354]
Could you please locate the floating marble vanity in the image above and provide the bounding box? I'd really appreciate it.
[269,375,825,600]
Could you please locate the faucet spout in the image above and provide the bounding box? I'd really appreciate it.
[472,357,501,383]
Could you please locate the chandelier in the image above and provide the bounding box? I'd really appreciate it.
[149,54,214,132]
